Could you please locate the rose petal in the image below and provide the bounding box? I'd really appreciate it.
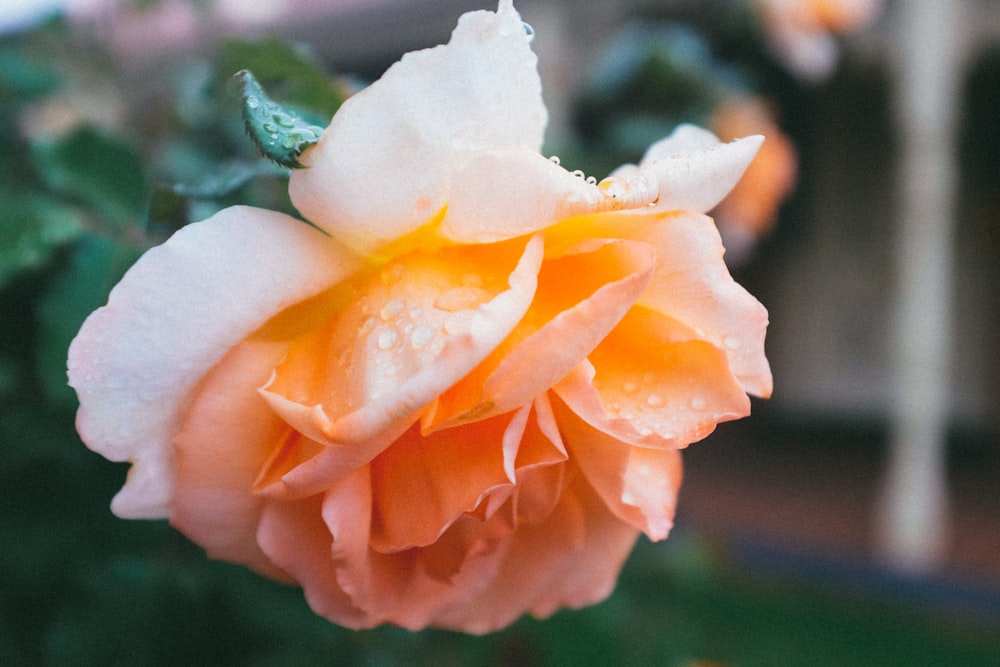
[427,237,655,428]
[171,337,291,580]
[368,412,522,553]
[289,0,544,254]
[610,124,764,215]
[318,468,511,630]
[555,305,751,448]
[555,397,682,540]
[258,235,543,498]
[433,472,639,633]
[256,493,377,629]
[551,209,772,397]
[68,206,363,518]
[439,149,602,244]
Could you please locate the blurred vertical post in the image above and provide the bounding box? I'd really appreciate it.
[878,0,962,572]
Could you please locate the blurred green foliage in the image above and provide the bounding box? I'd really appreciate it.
[1,5,998,667]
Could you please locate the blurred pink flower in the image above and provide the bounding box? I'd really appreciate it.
[756,0,881,81]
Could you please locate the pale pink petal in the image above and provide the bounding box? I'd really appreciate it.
[257,235,544,498]
[555,305,751,448]
[289,0,545,254]
[556,397,683,540]
[68,206,364,518]
[171,337,291,580]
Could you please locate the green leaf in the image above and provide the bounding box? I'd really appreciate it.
[0,44,62,102]
[31,125,149,223]
[236,70,325,169]
[218,37,344,120]
[0,193,83,288]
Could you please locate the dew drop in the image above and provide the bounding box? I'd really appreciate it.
[724,335,742,350]
[410,324,435,349]
[549,155,561,166]
[410,307,424,319]
[623,381,639,395]
[638,426,653,437]
[597,176,630,199]
[585,176,597,185]
[647,394,664,408]
[435,286,491,312]
[264,122,278,133]
[572,169,586,179]
[379,298,405,320]
[376,327,399,350]
[691,396,707,410]
[358,316,377,335]
[246,96,259,109]
[522,22,535,41]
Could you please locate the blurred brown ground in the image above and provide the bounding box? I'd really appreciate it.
[677,412,1000,584]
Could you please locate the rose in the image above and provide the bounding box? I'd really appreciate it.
[755,0,881,81]
[69,0,771,633]
[710,97,798,266]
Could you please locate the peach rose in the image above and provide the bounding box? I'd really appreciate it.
[755,0,881,81]
[69,0,771,633]
[710,98,798,266]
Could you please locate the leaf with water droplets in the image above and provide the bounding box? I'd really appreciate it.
[236,70,325,169]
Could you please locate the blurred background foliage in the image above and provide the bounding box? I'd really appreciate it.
[1,0,998,665]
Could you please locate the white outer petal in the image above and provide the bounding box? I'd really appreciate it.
[68,206,363,518]
[289,0,545,254]
[612,125,764,215]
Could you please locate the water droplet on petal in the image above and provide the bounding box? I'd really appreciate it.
[724,335,742,350]
[647,394,664,408]
[379,299,404,320]
[691,396,707,410]
[586,176,597,185]
[549,155,561,166]
[376,327,399,350]
[522,22,535,41]
[572,169,585,179]
[434,286,491,312]
[623,381,639,394]
[411,324,435,349]
[246,96,259,109]
[598,176,630,199]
